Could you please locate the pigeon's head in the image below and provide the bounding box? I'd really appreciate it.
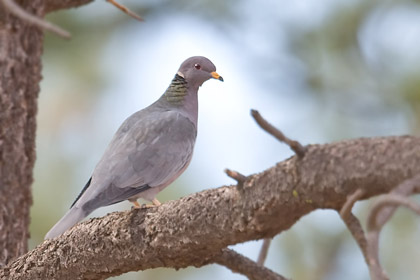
[177,56,223,88]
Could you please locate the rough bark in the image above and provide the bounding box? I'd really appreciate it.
[0,136,418,279]
[0,0,43,267]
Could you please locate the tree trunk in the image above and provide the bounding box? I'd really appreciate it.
[0,0,43,267]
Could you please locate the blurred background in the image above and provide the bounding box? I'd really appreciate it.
[31,0,420,279]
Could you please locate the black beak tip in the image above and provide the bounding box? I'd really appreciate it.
[219,76,224,82]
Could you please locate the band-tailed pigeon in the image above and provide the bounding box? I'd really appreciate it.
[45,56,223,239]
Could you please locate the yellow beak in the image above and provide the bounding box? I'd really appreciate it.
[211,71,224,82]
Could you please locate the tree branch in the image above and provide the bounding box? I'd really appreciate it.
[339,189,387,279]
[106,0,144,21]
[1,0,71,38]
[251,109,306,157]
[365,193,420,280]
[373,174,420,228]
[339,175,420,280]
[341,213,369,263]
[363,175,420,280]
[225,168,247,190]
[339,189,369,264]
[213,248,287,280]
[1,135,420,279]
[368,194,420,231]
[340,188,365,219]
[257,238,272,266]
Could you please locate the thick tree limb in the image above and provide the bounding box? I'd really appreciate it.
[1,135,420,279]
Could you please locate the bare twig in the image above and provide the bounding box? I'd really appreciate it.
[341,213,369,263]
[368,194,420,231]
[339,188,385,279]
[374,174,420,227]
[213,248,288,280]
[107,0,144,22]
[257,238,272,266]
[339,177,420,280]
[251,109,306,157]
[224,168,247,189]
[340,188,365,219]
[1,0,71,39]
[365,229,389,280]
[364,175,420,280]
[365,192,420,280]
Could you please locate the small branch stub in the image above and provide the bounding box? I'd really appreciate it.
[251,109,306,158]
[224,168,247,190]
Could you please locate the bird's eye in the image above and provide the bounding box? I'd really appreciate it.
[194,64,201,70]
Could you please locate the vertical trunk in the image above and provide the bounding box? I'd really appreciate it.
[0,0,43,266]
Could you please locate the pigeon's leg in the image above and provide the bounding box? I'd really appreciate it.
[131,201,141,209]
[131,198,161,209]
[141,198,162,208]
[152,198,161,206]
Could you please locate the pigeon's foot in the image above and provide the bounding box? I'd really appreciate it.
[152,198,161,206]
[131,198,161,209]
[131,201,141,209]
[142,198,162,208]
